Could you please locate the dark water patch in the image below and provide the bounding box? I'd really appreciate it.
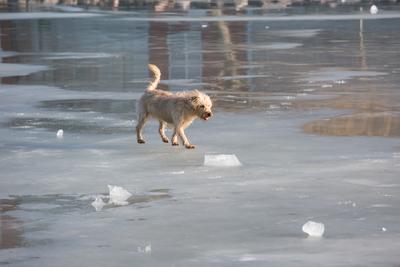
[303,112,400,137]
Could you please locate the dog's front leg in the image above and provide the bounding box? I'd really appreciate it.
[177,127,195,149]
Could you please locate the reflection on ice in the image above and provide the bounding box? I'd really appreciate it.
[303,112,400,137]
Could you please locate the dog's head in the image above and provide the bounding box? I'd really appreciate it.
[188,90,213,121]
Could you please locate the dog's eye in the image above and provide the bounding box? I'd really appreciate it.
[200,105,205,108]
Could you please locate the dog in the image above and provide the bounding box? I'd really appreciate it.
[136,64,213,149]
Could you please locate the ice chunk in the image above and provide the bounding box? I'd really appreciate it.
[204,154,242,167]
[91,196,106,211]
[56,129,64,138]
[138,244,152,253]
[302,221,325,237]
[107,185,132,206]
[370,5,378,15]
[382,227,387,232]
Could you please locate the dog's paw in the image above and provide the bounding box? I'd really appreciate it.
[172,142,179,146]
[137,139,146,144]
[185,144,196,149]
[162,138,169,143]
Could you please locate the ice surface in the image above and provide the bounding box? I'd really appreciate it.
[0,50,17,58]
[52,4,86,12]
[303,68,387,83]
[107,185,132,206]
[302,221,325,237]
[0,63,48,78]
[204,154,242,167]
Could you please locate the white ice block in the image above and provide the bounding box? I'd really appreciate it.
[370,5,378,14]
[91,196,106,211]
[302,221,325,237]
[204,154,242,167]
[107,185,132,206]
[56,129,64,138]
[138,244,152,254]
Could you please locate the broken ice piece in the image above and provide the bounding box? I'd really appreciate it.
[302,221,325,237]
[91,196,106,211]
[370,5,378,15]
[204,154,242,167]
[382,227,387,232]
[108,185,132,206]
[138,244,152,253]
[334,80,346,84]
[56,129,63,138]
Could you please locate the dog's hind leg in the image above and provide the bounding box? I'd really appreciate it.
[171,128,179,146]
[159,121,169,143]
[136,112,148,144]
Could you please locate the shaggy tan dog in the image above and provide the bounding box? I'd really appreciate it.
[136,64,213,149]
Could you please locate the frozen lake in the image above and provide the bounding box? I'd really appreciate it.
[1,2,400,266]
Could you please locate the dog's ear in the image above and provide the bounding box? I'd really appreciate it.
[190,96,199,103]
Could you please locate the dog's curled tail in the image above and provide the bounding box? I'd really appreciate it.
[146,64,161,91]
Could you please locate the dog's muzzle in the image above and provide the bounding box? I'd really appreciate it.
[202,112,212,121]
